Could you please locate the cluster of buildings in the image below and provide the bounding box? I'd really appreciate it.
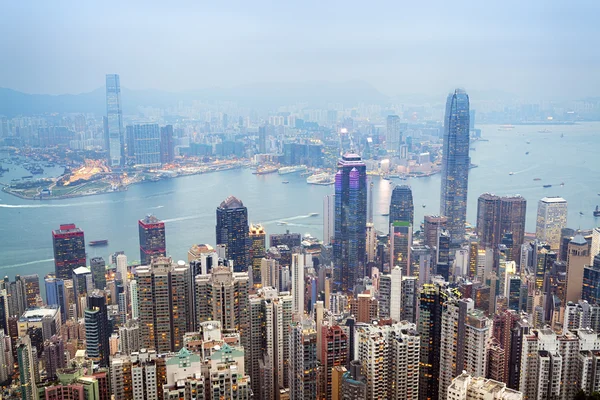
[2,88,600,400]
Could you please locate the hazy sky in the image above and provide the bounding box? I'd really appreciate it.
[1,0,599,99]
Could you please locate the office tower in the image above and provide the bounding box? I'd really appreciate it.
[216,196,250,272]
[249,224,266,287]
[389,185,414,227]
[138,214,166,265]
[17,335,38,400]
[535,197,568,250]
[436,230,451,280]
[159,124,174,164]
[379,274,392,319]
[401,276,418,323]
[439,298,490,398]
[323,194,335,246]
[84,291,109,367]
[418,283,449,400]
[386,115,402,152]
[389,266,403,322]
[270,230,302,248]
[0,331,11,383]
[105,74,124,167]
[334,153,367,292]
[320,324,348,400]
[291,253,305,316]
[44,276,66,323]
[130,124,161,166]
[129,279,139,320]
[390,221,413,276]
[52,223,86,280]
[136,257,190,353]
[355,321,420,399]
[583,254,600,304]
[72,266,92,319]
[19,275,39,310]
[288,318,318,400]
[424,215,448,252]
[258,125,267,153]
[565,234,591,303]
[116,253,128,285]
[89,257,106,290]
[591,227,600,262]
[476,193,527,250]
[440,89,471,246]
[447,372,523,400]
[248,287,293,397]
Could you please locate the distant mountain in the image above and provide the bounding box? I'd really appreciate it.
[0,81,389,117]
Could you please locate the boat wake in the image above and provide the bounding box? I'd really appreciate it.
[149,205,165,210]
[511,164,540,175]
[0,258,54,269]
[0,199,113,209]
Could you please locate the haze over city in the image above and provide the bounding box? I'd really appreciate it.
[1,0,600,99]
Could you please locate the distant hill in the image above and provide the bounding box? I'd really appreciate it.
[0,81,389,117]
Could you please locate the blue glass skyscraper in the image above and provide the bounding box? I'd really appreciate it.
[216,196,250,272]
[333,153,367,292]
[105,74,124,167]
[440,89,470,246]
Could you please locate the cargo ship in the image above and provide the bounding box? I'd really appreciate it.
[278,165,307,175]
[252,166,278,175]
[307,172,334,185]
[89,240,109,247]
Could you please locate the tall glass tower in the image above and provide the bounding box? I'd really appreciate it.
[216,196,250,272]
[333,153,367,292]
[389,185,414,227]
[105,74,124,167]
[440,89,470,246]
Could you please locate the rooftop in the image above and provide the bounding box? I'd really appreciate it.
[219,195,244,209]
[540,196,567,203]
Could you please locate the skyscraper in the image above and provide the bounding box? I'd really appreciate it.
[288,318,318,400]
[565,234,591,303]
[440,89,470,246]
[476,193,527,250]
[44,276,66,323]
[390,222,413,276]
[89,257,106,290]
[386,115,402,153]
[19,275,39,310]
[52,223,86,280]
[216,196,250,272]
[389,185,414,227]
[105,74,124,168]
[291,253,305,316]
[583,255,600,304]
[84,290,110,367]
[138,214,166,265]
[535,197,568,250]
[334,153,367,292]
[159,124,174,164]
[131,124,161,166]
[249,224,266,287]
[319,324,348,400]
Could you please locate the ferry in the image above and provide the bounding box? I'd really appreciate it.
[253,166,278,175]
[307,173,334,185]
[594,206,600,217]
[525,152,529,155]
[509,172,514,175]
[533,178,541,181]
[278,165,307,175]
[543,184,552,188]
[282,181,289,184]
[89,240,109,247]
[308,212,319,217]
[580,212,584,216]
[381,213,389,217]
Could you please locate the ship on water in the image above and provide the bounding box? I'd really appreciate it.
[252,166,278,175]
[306,172,334,185]
[278,165,307,175]
[89,240,108,247]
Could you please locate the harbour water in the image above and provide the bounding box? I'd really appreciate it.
[1,123,599,280]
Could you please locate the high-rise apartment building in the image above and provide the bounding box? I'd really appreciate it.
[291,253,305,316]
[334,153,367,292]
[386,115,402,153]
[583,254,600,304]
[105,74,124,167]
[323,194,335,246]
[136,257,191,353]
[355,321,420,400]
[131,124,161,166]
[216,196,250,272]
[535,197,568,250]
[52,223,86,280]
[288,319,318,400]
[84,290,110,367]
[319,324,348,400]
[389,185,414,227]
[248,287,293,398]
[17,335,38,400]
[565,234,591,303]
[476,193,527,250]
[249,224,266,287]
[138,214,166,265]
[440,89,470,246]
